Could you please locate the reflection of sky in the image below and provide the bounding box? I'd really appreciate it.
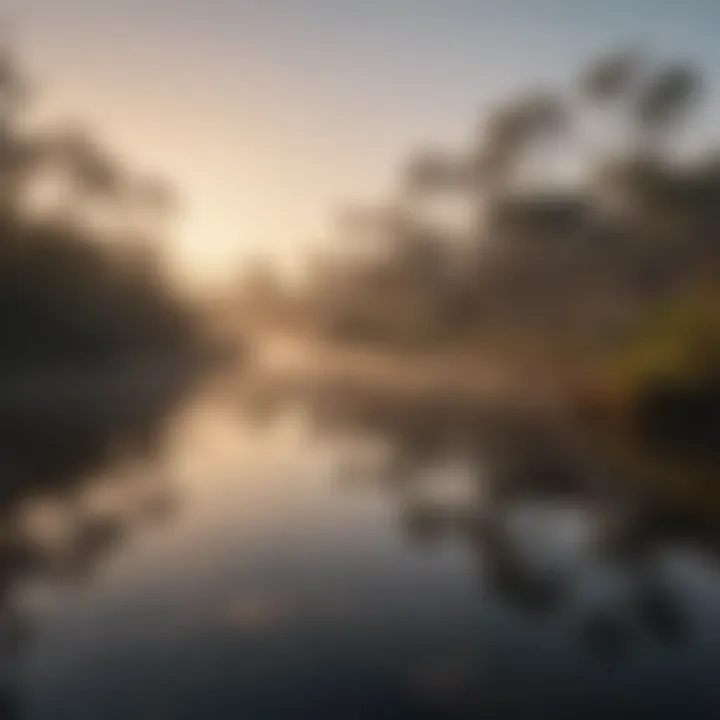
[14,1,720,281]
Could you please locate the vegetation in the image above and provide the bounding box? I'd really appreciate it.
[0,50,204,377]
[239,50,720,438]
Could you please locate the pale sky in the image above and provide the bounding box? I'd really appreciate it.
[13,0,720,285]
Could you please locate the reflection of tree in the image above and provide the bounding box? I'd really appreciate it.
[277,384,704,659]
[0,368,192,717]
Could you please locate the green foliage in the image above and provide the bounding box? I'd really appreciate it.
[602,284,720,396]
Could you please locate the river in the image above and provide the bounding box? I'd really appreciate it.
[1,367,719,719]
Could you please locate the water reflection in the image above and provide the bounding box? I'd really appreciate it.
[4,375,720,718]
[243,379,719,662]
[0,364,202,718]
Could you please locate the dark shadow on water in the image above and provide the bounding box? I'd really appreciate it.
[242,379,720,665]
[0,362,206,718]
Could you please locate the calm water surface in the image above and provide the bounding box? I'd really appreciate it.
[2,375,720,719]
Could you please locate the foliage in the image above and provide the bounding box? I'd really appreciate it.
[0,52,201,373]
[267,48,720,395]
[598,283,720,397]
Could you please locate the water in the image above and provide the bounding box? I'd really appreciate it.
[3,373,720,719]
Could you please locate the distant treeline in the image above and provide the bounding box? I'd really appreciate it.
[236,51,720,408]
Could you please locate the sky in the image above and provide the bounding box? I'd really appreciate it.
[11,0,720,285]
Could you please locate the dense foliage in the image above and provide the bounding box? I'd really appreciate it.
[0,52,200,374]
